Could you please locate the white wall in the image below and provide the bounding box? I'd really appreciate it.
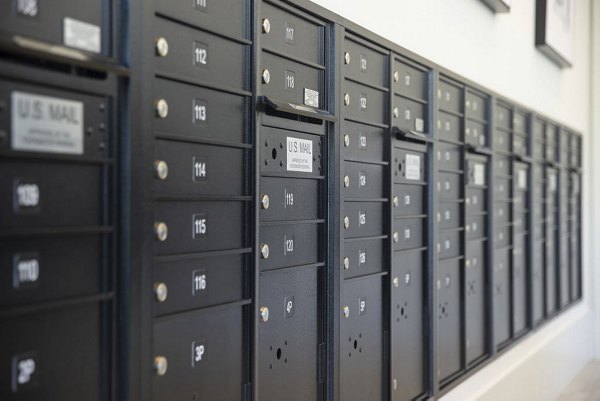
[310,0,596,399]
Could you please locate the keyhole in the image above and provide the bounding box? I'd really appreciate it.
[276,348,282,360]
[353,340,358,350]
[272,148,277,159]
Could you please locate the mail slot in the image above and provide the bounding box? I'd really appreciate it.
[494,247,511,346]
[343,161,385,199]
[340,275,383,401]
[466,214,487,240]
[260,222,321,271]
[437,229,462,260]
[494,176,511,200]
[154,17,247,91]
[152,78,246,144]
[495,104,511,131]
[391,248,427,400]
[437,257,461,382]
[393,95,427,134]
[393,58,428,101]
[494,224,511,247]
[513,111,527,134]
[437,172,462,200]
[465,119,487,148]
[466,188,487,213]
[342,237,385,279]
[260,177,319,221]
[494,129,511,153]
[344,36,388,88]
[155,0,247,39]
[344,202,385,238]
[343,81,388,125]
[437,111,462,143]
[154,200,245,256]
[341,121,387,162]
[494,155,511,177]
[437,142,462,171]
[261,127,323,177]
[465,90,487,121]
[152,304,244,401]
[153,253,245,316]
[393,217,426,251]
[393,183,425,216]
[494,202,511,224]
[0,161,102,230]
[393,147,427,183]
[513,134,529,157]
[532,240,545,324]
[0,302,105,400]
[0,235,102,307]
[260,2,325,65]
[465,239,486,365]
[437,78,463,114]
[438,202,462,229]
[258,266,319,401]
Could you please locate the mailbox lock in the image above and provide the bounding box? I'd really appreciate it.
[343,175,350,188]
[393,277,399,288]
[343,257,350,270]
[343,93,350,106]
[154,160,169,180]
[261,194,270,210]
[262,18,271,34]
[260,306,270,322]
[393,196,399,207]
[260,243,270,259]
[344,52,351,65]
[343,134,350,147]
[343,216,350,229]
[393,107,399,118]
[155,99,169,119]
[154,222,168,242]
[154,282,168,302]
[262,69,271,84]
[154,356,168,376]
[155,37,169,57]
[393,70,399,82]
[342,305,350,318]
[393,231,399,243]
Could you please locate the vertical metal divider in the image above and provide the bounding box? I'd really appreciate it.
[508,106,515,342]
[386,50,394,401]
[487,95,497,355]
[526,114,534,331]
[430,69,440,400]
[459,85,467,376]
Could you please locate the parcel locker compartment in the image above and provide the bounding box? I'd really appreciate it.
[436,229,462,260]
[513,111,527,134]
[466,214,487,240]
[258,267,319,401]
[437,172,462,200]
[0,82,109,159]
[494,248,511,345]
[437,78,463,114]
[393,58,428,101]
[154,17,247,90]
[0,161,102,229]
[513,133,529,156]
[340,276,383,401]
[466,157,488,187]
[494,202,510,224]
[465,90,487,121]
[494,225,511,247]
[465,240,486,365]
[494,176,511,200]
[391,249,427,400]
[155,0,248,39]
[393,146,427,183]
[341,121,387,162]
[494,129,511,153]
[532,241,545,324]
[393,217,426,251]
[261,52,324,109]
[545,239,558,314]
[437,257,462,382]
[343,37,388,88]
[465,188,486,214]
[437,111,462,143]
[393,183,425,217]
[152,78,246,144]
[153,253,245,316]
[0,0,109,56]
[154,140,246,197]
[513,243,527,334]
[260,2,324,65]
[437,202,462,229]
[437,142,462,171]
[342,237,385,278]
[260,177,319,221]
[0,235,102,307]
[343,81,388,125]
[260,222,321,271]
[465,119,487,147]
[342,161,385,199]
[393,95,427,134]
[495,104,511,131]
[344,202,385,239]
[260,127,323,177]
[154,200,245,255]
[152,305,243,401]
[0,303,104,401]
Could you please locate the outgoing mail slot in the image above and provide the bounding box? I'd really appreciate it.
[154,200,245,255]
[260,2,324,66]
[393,183,425,216]
[495,104,512,131]
[494,225,511,247]
[155,140,246,197]
[494,247,511,346]
[152,305,244,401]
[494,129,511,153]
[342,237,385,279]
[494,155,511,177]
[393,147,427,184]
[152,78,246,144]
[466,214,487,240]
[465,90,487,121]
[437,172,462,200]
[465,240,486,365]
[437,142,462,171]
[393,95,427,134]
[436,257,461,382]
[513,111,527,134]
[0,302,105,400]
[494,176,511,200]
[340,276,383,401]
[437,112,462,143]
[260,177,319,221]
[343,162,385,199]
[438,202,462,229]
[393,217,426,251]
[341,122,387,162]
[261,52,324,109]
[258,266,318,401]
[261,127,323,177]
[466,188,486,213]
[344,202,385,239]
[0,161,102,230]
[155,0,247,39]
[343,81,388,125]
[436,229,462,260]
[0,235,102,307]
[344,37,388,88]
[494,202,510,224]
[465,119,487,148]
[259,222,320,271]
[153,253,245,316]
[437,79,463,114]
[393,58,428,101]
[154,17,246,91]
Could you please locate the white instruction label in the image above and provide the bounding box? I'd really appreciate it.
[304,88,319,108]
[517,169,527,189]
[474,163,485,186]
[63,17,101,53]
[286,137,313,173]
[11,91,84,155]
[405,154,421,180]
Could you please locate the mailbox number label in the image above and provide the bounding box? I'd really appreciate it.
[13,253,40,289]
[193,214,207,238]
[192,270,207,295]
[193,42,208,67]
[193,99,207,124]
[192,340,206,367]
[193,157,207,181]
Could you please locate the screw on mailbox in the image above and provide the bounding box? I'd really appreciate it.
[260,306,269,322]
[154,282,168,302]
[154,160,168,180]
[153,356,168,376]
[154,222,168,242]
[155,99,169,119]
[155,37,169,57]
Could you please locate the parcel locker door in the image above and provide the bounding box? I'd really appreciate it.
[465,241,486,365]
[340,276,383,401]
[437,258,462,383]
[258,267,319,401]
[494,248,511,346]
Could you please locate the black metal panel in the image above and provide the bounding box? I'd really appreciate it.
[343,37,388,88]
[342,161,386,199]
[342,238,386,279]
[341,122,388,162]
[259,222,321,271]
[465,240,486,365]
[494,247,511,346]
[436,258,462,383]
[260,177,320,221]
[393,57,428,101]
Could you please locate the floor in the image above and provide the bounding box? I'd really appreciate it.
[556,361,600,401]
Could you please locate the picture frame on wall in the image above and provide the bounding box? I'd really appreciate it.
[536,0,574,67]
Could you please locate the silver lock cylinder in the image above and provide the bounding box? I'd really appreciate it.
[393,231,399,243]
[260,243,270,259]
[343,134,350,147]
[155,99,169,119]
[343,93,350,106]
[154,222,168,242]
[343,257,350,270]
[154,160,168,180]
[393,70,399,82]
[154,282,168,302]
[154,356,168,376]
[343,175,350,188]
[344,52,351,64]
[155,37,169,57]
[260,306,270,322]
[393,196,399,207]
[261,194,270,209]
[343,216,350,229]
[342,305,350,318]
[262,69,271,84]
[262,18,271,34]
